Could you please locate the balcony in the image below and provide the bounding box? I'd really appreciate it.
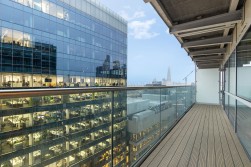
[140,104,250,167]
[135,0,251,166]
[1,0,251,166]
[0,86,251,166]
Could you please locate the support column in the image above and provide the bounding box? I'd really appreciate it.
[28,134,33,166]
[65,109,70,166]
[91,132,95,141]
[28,113,34,166]
[91,105,95,114]
[65,140,70,166]
[65,109,70,119]
[0,117,3,132]
[65,125,70,135]
[29,113,33,127]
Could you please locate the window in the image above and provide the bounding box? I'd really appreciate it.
[63,8,69,21]
[13,30,23,46]
[33,0,42,11]
[57,5,64,19]
[42,0,49,14]
[1,28,13,44]
[49,2,57,17]
[23,0,33,7]
[237,27,251,101]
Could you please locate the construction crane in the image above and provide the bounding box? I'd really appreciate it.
[183,70,194,85]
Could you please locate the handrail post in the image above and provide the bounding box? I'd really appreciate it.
[176,87,178,120]
[234,49,237,133]
[111,90,114,166]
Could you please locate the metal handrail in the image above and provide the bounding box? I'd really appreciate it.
[225,91,251,108]
[0,85,192,99]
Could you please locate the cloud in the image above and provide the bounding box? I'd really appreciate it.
[129,19,159,39]
[119,10,145,21]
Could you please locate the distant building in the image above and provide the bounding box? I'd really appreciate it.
[145,78,163,86]
[127,94,175,163]
[162,67,173,86]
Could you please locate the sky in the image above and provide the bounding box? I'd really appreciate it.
[99,0,195,85]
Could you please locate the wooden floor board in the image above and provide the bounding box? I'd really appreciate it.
[198,105,209,167]
[212,105,225,167]
[165,105,203,167]
[150,106,200,167]
[141,105,198,167]
[215,106,234,167]
[177,105,204,167]
[187,105,207,167]
[217,106,243,167]
[140,104,251,167]
[207,105,215,167]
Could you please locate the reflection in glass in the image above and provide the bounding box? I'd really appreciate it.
[228,96,236,128]
[237,101,251,158]
[127,89,161,164]
[42,0,49,14]
[160,88,176,134]
[33,0,42,11]
[1,28,12,44]
[237,27,251,101]
[0,87,196,166]
[229,51,236,94]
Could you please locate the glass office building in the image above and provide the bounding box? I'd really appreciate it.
[0,0,128,167]
[0,90,128,167]
[0,0,127,88]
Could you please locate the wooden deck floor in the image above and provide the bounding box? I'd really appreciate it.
[140,104,251,167]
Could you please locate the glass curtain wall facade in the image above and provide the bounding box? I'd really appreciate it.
[0,91,127,167]
[223,26,251,159]
[0,0,127,88]
[0,0,128,166]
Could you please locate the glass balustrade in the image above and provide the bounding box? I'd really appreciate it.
[0,86,195,167]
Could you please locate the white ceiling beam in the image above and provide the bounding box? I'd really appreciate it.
[220,0,239,48]
[223,0,251,64]
[177,24,235,38]
[197,63,222,67]
[197,61,221,64]
[170,10,243,34]
[196,59,224,62]
[194,55,223,59]
[194,56,224,60]
[229,0,239,11]
[182,36,232,48]
[198,66,220,69]
[189,48,226,56]
[144,0,173,27]
[198,65,220,68]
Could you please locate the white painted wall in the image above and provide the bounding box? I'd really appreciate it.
[196,68,219,104]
